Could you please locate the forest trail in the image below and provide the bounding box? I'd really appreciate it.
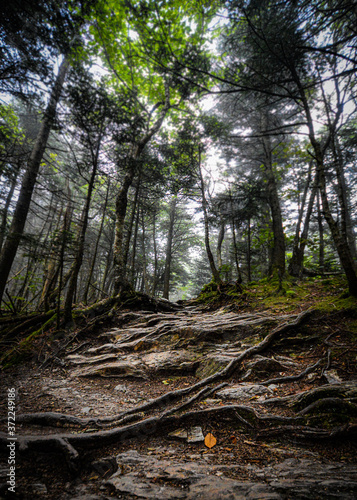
[1,302,357,499]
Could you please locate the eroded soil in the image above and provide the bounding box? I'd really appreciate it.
[0,302,356,499]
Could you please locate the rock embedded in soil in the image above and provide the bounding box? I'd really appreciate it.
[168,426,205,443]
[104,450,357,500]
[217,383,274,400]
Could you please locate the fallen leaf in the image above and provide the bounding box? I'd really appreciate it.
[230,435,237,444]
[205,432,217,449]
[162,380,170,385]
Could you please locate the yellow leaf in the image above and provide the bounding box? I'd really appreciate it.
[162,380,170,385]
[204,432,217,449]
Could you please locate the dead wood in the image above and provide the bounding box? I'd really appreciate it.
[0,310,56,341]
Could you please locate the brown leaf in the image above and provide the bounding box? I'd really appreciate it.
[204,432,217,449]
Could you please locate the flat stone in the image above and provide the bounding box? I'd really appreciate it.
[168,428,188,441]
[142,350,198,374]
[187,426,204,443]
[106,474,186,499]
[168,426,204,443]
[323,369,343,384]
[70,360,147,379]
[107,451,357,500]
[217,383,273,399]
[186,477,281,500]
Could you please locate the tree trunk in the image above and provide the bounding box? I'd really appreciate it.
[123,173,141,271]
[63,156,98,323]
[130,202,140,288]
[140,209,150,295]
[113,160,137,295]
[83,178,111,304]
[216,222,225,270]
[289,165,318,277]
[198,146,222,284]
[0,57,70,307]
[152,210,159,296]
[317,191,324,272]
[40,195,73,311]
[292,64,357,295]
[247,216,251,282]
[113,82,171,295]
[0,162,20,252]
[260,113,286,278]
[163,196,177,299]
[231,219,243,283]
[332,136,357,261]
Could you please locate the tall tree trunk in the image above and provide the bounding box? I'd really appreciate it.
[260,113,285,278]
[101,230,114,298]
[123,173,141,270]
[83,178,111,304]
[152,209,159,296]
[113,161,137,294]
[292,68,357,297]
[289,165,318,277]
[231,219,243,283]
[247,216,251,282]
[0,57,70,307]
[140,209,150,295]
[198,146,222,284]
[40,195,73,311]
[163,196,177,299]
[332,136,357,261]
[216,222,225,270]
[113,82,171,295]
[0,162,20,252]
[64,156,98,323]
[130,202,140,288]
[292,64,357,295]
[317,191,324,272]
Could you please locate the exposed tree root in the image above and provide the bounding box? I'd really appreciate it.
[257,423,357,440]
[260,358,324,386]
[5,307,355,477]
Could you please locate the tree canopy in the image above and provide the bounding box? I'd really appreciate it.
[0,0,357,317]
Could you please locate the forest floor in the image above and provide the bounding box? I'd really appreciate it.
[0,276,357,499]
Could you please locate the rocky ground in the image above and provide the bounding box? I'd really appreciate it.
[0,296,357,499]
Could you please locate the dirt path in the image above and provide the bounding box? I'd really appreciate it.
[0,304,356,499]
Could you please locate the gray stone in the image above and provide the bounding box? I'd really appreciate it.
[217,383,273,399]
[106,475,186,499]
[187,426,204,443]
[323,369,343,384]
[168,426,204,443]
[114,384,127,392]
